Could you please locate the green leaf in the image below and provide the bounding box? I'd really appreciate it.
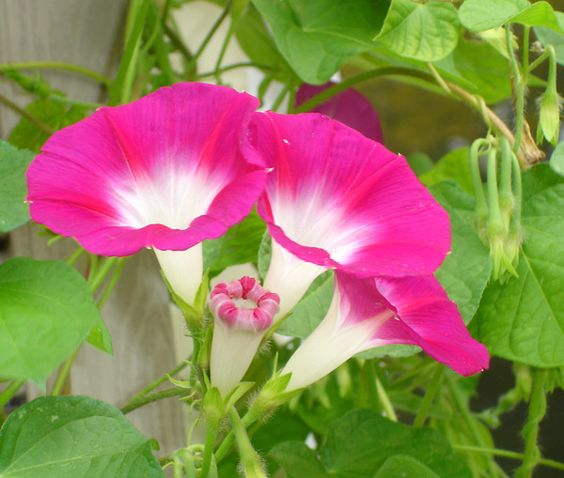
[375,0,460,62]
[251,0,389,84]
[435,37,512,104]
[459,0,563,32]
[0,396,163,478]
[321,410,471,478]
[430,182,492,324]
[405,152,433,176]
[8,98,90,152]
[420,147,473,194]
[203,211,265,276]
[0,258,108,382]
[473,165,564,367]
[276,271,334,338]
[535,12,564,65]
[273,410,470,477]
[550,141,564,176]
[234,5,292,81]
[374,455,441,478]
[269,442,328,478]
[0,142,34,232]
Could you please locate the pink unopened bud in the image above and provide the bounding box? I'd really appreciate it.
[209,277,280,395]
[210,277,280,332]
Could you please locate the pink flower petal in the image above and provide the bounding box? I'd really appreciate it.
[27,83,266,256]
[250,112,450,278]
[336,271,489,376]
[296,82,383,142]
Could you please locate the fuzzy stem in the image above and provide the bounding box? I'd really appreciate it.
[505,25,527,155]
[515,368,548,478]
[121,387,186,414]
[215,410,257,462]
[200,423,219,478]
[229,407,266,477]
[125,360,190,406]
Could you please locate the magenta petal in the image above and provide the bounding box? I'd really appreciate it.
[296,82,383,142]
[27,83,265,256]
[369,275,489,376]
[251,112,450,277]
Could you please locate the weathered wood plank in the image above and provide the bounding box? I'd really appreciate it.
[1,0,185,453]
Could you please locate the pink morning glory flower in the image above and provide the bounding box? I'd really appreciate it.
[249,112,450,316]
[282,271,490,391]
[209,276,280,394]
[27,83,267,304]
[296,82,384,142]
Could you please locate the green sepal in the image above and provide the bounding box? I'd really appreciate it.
[203,386,225,425]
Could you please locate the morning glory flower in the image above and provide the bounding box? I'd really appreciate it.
[296,82,384,142]
[249,112,450,316]
[282,271,490,391]
[209,276,280,395]
[27,83,267,304]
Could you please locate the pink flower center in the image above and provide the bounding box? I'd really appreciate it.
[209,276,280,332]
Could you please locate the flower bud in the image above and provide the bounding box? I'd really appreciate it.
[538,89,562,146]
[209,277,280,395]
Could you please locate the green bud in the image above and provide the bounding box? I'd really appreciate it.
[538,89,562,146]
[538,46,561,146]
[246,373,301,422]
[203,387,225,426]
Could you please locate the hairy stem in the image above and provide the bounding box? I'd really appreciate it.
[121,387,187,414]
[125,360,190,405]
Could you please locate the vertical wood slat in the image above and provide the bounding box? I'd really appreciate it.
[1,0,185,453]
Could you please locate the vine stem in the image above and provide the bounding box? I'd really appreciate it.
[229,407,267,477]
[215,409,257,462]
[186,0,231,76]
[454,445,564,472]
[446,377,500,478]
[0,92,53,135]
[515,368,548,478]
[413,364,444,427]
[0,380,25,410]
[124,360,190,406]
[0,61,110,85]
[375,377,397,422]
[505,25,526,156]
[197,62,271,79]
[50,349,79,396]
[121,388,187,414]
[200,422,219,478]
